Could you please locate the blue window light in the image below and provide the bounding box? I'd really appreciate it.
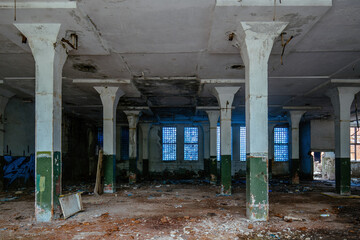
[162,127,177,161]
[274,127,289,162]
[184,127,198,161]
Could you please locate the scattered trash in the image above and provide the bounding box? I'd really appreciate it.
[0,228,7,231]
[284,216,304,222]
[147,195,154,199]
[174,204,182,208]
[0,197,19,202]
[59,192,84,219]
[127,193,133,197]
[248,224,253,229]
[14,191,23,195]
[320,214,330,217]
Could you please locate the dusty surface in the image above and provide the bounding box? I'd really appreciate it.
[0,180,360,240]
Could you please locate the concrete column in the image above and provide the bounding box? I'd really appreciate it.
[140,123,151,179]
[289,111,306,184]
[206,110,220,184]
[124,111,140,184]
[328,87,360,195]
[268,123,276,179]
[0,96,11,156]
[237,21,288,221]
[213,88,240,195]
[15,23,68,222]
[203,124,210,178]
[94,87,124,193]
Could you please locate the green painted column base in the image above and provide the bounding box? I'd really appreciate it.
[209,156,217,185]
[220,155,231,195]
[246,156,269,221]
[290,158,300,185]
[129,157,137,184]
[35,151,62,222]
[103,154,116,193]
[335,157,351,195]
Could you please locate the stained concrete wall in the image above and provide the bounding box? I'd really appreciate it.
[4,98,35,156]
[322,152,335,180]
[352,162,360,177]
[311,120,335,152]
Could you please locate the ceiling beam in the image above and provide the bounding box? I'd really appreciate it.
[0,1,77,9]
[72,79,131,84]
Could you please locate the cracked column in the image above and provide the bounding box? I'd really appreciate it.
[206,110,220,184]
[237,22,288,221]
[124,111,140,184]
[213,88,239,195]
[289,111,306,184]
[15,23,68,222]
[95,87,124,193]
[140,123,151,179]
[328,87,360,195]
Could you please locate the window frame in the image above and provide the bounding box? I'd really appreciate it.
[350,126,360,162]
[274,127,289,162]
[184,127,199,161]
[162,126,177,161]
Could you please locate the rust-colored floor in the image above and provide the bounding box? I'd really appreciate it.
[0,180,359,239]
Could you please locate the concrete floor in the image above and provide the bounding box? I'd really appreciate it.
[0,180,360,240]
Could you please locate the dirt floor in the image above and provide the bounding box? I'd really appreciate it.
[0,179,360,240]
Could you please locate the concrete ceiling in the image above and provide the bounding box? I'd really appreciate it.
[0,0,359,124]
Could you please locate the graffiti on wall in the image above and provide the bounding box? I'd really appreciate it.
[3,154,35,186]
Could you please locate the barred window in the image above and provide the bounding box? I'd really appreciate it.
[184,127,198,161]
[274,127,289,162]
[162,127,177,161]
[350,127,360,161]
[240,126,246,161]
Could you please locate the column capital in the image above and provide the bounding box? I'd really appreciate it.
[206,110,220,127]
[289,111,306,127]
[124,110,141,129]
[236,22,288,65]
[212,86,240,108]
[327,86,360,120]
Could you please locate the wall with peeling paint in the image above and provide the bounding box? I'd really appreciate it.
[4,98,35,157]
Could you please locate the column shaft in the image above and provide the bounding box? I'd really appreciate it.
[290,111,306,184]
[213,88,239,195]
[95,87,124,193]
[140,123,151,179]
[206,111,220,184]
[15,23,67,222]
[125,111,140,184]
[328,87,360,195]
[237,21,288,221]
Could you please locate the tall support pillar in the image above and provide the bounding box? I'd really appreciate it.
[124,111,140,184]
[0,96,11,157]
[268,123,276,180]
[328,87,360,195]
[0,95,13,191]
[140,123,151,179]
[213,88,240,195]
[94,87,124,193]
[15,24,68,222]
[289,111,306,184]
[206,110,220,184]
[237,21,288,221]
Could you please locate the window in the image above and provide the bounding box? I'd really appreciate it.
[184,127,198,161]
[240,126,246,161]
[121,126,129,160]
[350,127,360,161]
[274,127,289,162]
[162,127,177,161]
[217,126,220,161]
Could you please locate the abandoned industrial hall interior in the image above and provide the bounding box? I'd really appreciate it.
[1,0,360,239]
